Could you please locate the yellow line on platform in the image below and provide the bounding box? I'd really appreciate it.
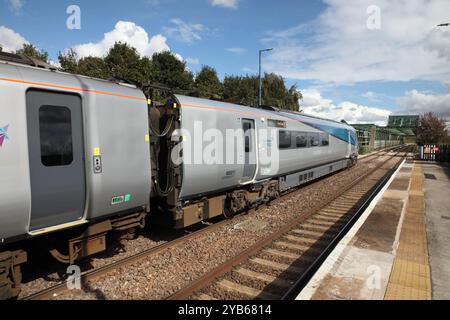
[385,163,432,300]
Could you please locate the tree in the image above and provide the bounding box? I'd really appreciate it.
[223,73,301,110]
[58,49,79,73]
[77,57,109,79]
[104,42,152,88]
[263,73,288,108]
[287,85,302,111]
[151,51,194,91]
[16,44,49,63]
[194,65,223,98]
[262,73,301,111]
[416,112,448,145]
[223,75,259,106]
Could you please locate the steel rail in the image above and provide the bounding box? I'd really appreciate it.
[22,219,231,300]
[167,150,407,300]
[281,155,405,299]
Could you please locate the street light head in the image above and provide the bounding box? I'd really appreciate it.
[437,23,450,27]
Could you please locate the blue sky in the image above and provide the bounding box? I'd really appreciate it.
[1,0,450,125]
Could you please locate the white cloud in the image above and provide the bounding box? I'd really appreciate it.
[72,21,170,58]
[163,18,206,44]
[361,91,382,102]
[264,0,450,84]
[174,53,183,62]
[243,67,254,73]
[209,0,238,9]
[185,57,200,65]
[226,47,246,54]
[362,91,375,99]
[301,89,392,126]
[425,28,450,61]
[398,90,450,119]
[0,25,28,52]
[49,60,61,68]
[6,0,24,14]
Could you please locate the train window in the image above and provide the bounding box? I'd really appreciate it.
[321,133,330,146]
[295,132,308,148]
[39,106,73,167]
[309,133,320,147]
[279,130,292,149]
[243,121,253,152]
[245,136,250,153]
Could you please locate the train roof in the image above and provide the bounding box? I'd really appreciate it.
[174,94,355,131]
[0,58,144,100]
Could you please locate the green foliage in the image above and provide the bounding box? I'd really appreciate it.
[16,44,49,63]
[223,73,301,110]
[223,75,259,106]
[104,42,151,88]
[262,73,301,111]
[194,65,223,98]
[151,51,194,91]
[77,57,109,79]
[58,49,78,73]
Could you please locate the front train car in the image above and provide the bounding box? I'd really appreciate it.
[0,55,151,299]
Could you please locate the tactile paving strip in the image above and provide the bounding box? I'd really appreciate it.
[385,163,432,300]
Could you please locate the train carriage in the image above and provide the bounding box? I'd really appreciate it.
[0,58,151,298]
[162,95,358,228]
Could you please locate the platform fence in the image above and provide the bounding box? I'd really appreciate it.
[419,144,450,162]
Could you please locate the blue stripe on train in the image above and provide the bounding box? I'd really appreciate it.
[280,113,357,146]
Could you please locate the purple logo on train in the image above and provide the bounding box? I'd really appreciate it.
[0,125,9,147]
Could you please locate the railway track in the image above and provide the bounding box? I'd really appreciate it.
[22,219,231,300]
[359,145,406,162]
[23,146,409,300]
[167,148,410,300]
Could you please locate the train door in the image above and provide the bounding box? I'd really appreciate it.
[242,119,256,181]
[26,90,86,231]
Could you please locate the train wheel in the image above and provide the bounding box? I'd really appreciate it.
[223,207,235,219]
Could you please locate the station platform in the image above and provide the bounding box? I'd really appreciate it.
[297,160,450,300]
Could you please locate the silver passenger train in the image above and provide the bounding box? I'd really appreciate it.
[0,54,357,299]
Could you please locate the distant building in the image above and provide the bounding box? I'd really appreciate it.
[388,115,419,128]
[350,123,406,153]
[387,115,419,144]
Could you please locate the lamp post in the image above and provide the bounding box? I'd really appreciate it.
[258,48,273,107]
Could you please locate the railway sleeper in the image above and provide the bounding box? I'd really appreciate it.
[217,279,278,300]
